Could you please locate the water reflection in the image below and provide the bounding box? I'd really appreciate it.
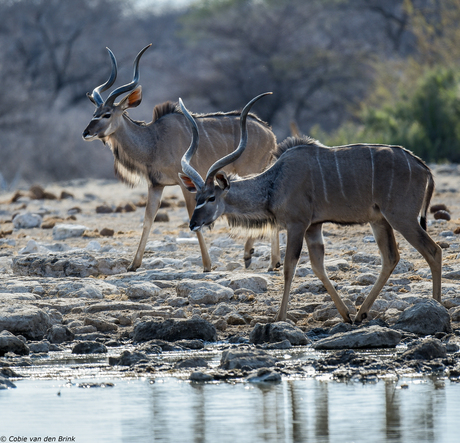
[1,377,459,442]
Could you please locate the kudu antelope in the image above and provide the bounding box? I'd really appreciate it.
[179,93,442,323]
[82,45,280,272]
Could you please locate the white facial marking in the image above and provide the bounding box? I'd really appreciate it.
[195,201,207,210]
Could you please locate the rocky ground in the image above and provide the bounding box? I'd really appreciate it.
[1,165,460,388]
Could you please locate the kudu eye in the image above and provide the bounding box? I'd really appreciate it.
[208,196,216,203]
[102,113,111,119]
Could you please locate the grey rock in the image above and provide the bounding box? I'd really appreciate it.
[249,322,309,345]
[125,282,162,300]
[0,304,51,340]
[0,374,16,389]
[352,252,381,265]
[0,330,30,356]
[174,357,209,369]
[13,212,42,229]
[224,274,268,293]
[52,223,88,240]
[46,325,75,344]
[400,338,447,360]
[246,368,282,383]
[133,318,217,343]
[394,299,451,335]
[12,253,129,278]
[177,280,233,305]
[190,371,213,382]
[28,340,50,354]
[220,349,278,370]
[111,350,150,366]
[313,325,402,350]
[84,316,118,333]
[72,341,107,354]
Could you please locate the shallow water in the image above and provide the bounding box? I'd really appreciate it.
[1,376,459,443]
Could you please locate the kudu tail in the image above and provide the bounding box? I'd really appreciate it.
[420,172,435,231]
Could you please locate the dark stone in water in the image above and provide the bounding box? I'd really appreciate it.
[249,322,309,346]
[110,350,150,366]
[46,324,75,344]
[246,368,282,384]
[190,371,213,382]
[0,331,30,356]
[220,349,278,370]
[174,357,209,369]
[313,325,402,350]
[394,299,451,335]
[133,318,217,343]
[400,338,447,361]
[72,341,107,354]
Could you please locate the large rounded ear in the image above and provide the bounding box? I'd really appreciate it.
[179,173,198,193]
[120,85,142,110]
[215,171,230,190]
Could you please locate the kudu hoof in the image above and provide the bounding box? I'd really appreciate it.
[127,263,139,272]
[353,312,368,325]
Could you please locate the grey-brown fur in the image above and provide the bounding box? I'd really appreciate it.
[181,101,442,324]
[82,46,279,272]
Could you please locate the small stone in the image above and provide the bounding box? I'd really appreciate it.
[72,341,107,354]
[154,212,169,222]
[13,213,42,229]
[52,223,88,240]
[96,205,113,214]
[100,228,114,237]
[434,210,451,221]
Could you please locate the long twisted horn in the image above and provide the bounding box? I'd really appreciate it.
[205,92,272,183]
[88,47,118,106]
[179,98,205,190]
[104,44,152,107]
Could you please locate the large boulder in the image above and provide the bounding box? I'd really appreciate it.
[313,325,402,350]
[249,322,309,346]
[394,299,451,335]
[133,318,217,343]
[0,305,52,340]
[0,330,29,356]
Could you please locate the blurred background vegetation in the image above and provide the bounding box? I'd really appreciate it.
[1,0,460,187]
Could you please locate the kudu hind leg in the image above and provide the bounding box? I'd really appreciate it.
[243,229,281,271]
[274,224,305,322]
[128,185,164,272]
[355,219,400,322]
[305,224,352,323]
[391,219,442,302]
[182,188,212,272]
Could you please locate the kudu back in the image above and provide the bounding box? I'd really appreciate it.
[179,94,442,323]
[82,45,280,272]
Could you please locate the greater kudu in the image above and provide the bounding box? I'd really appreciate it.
[179,93,442,323]
[82,45,279,272]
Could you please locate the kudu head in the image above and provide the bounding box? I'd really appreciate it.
[82,44,151,141]
[179,92,272,231]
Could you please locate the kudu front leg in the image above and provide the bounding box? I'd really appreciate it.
[305,224,352,323]
[274,224,305,322]
[128,185,164,272]
[182,188,212,272]
[355,219,399,323]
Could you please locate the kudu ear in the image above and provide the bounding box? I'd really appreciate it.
[215,171,230,191]
[178,173,198,193]
[120,86,142,110]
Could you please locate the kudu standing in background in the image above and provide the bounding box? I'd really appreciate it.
[179,93,442,323]
[82,45,280,272]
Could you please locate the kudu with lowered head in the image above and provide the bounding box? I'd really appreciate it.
[82,45,280,272]
[179,93,442,323]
